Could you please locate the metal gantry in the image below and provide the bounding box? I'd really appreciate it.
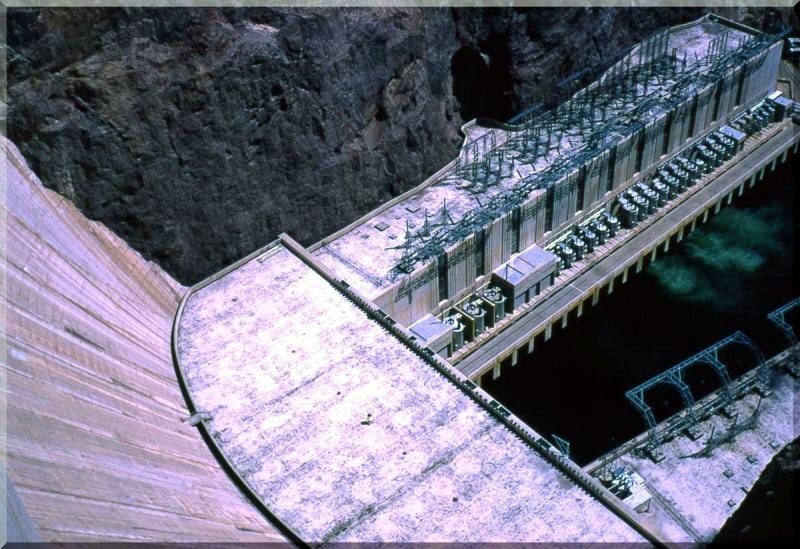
[551,434,571,458]
[683,397,761,459]
[767,296,800,346]
[625,331,765,430]
[387,23,788,278]
[767,297,800,376]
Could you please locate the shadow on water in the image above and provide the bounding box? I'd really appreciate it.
[482,157,796,467]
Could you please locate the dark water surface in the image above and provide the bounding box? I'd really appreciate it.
[482,157,796,466]
[481,156,797,541]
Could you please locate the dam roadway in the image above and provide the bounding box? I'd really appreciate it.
[453,119,800,382]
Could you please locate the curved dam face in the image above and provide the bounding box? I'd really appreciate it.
[1,138,283,542]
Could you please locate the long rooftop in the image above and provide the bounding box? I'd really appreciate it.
[176,239,644,543]
[312,15,766,300]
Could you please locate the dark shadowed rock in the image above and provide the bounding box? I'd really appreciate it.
[6,7,797,284]
[8,7,463,282]
[714,437,798,542]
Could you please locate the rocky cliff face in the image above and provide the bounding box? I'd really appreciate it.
[6,7,797,284]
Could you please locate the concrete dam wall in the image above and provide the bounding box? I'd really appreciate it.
[1,137,282,542]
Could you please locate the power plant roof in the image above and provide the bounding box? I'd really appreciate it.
[494,245,558,287]
[176,240,644,543]
[311,15,767,300]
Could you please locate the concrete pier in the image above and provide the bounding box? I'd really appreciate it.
[585,348,799,542]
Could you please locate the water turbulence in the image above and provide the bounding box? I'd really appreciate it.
[649,199,792,313]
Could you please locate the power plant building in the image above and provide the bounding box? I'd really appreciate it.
[312,14,783,340]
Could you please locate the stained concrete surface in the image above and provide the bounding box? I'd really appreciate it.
[177,242,644,543]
